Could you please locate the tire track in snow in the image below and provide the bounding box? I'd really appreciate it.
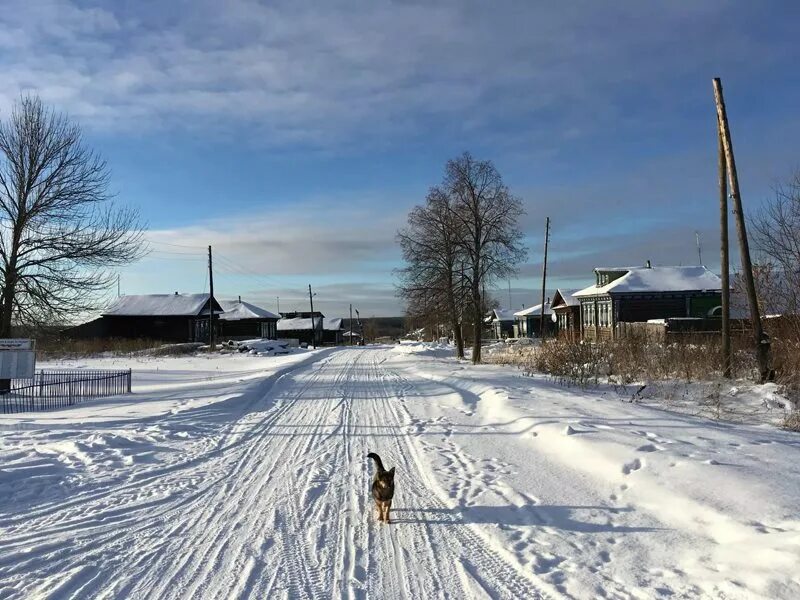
[1,348,554,599]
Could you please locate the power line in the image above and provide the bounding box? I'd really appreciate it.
[147,240,208,250]
[214,252,301,293]
[147,250,204,257]
[213,265,304,299]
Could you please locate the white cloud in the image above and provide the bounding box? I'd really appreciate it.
[145,194,408,276]
[0,1,786,147]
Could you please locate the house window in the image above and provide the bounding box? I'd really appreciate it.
[597,301,612,327]
[584,302,596,327]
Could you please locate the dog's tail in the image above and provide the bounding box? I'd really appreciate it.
[367,452,385,472]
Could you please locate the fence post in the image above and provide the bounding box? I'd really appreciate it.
[127,369,132,393]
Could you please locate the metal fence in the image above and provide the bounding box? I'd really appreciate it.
[0,369,132,414]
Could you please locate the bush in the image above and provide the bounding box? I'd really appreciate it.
[773,339,800,410]
[487,335,763,388]
[36,337,168,359]
[783,410,800,432]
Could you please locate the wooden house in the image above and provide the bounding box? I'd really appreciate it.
[485,309,516,339]
[65,293,224,343]
[573,265,722,341]
[277,315,344,346]
[218,299,280,340]
[551,289,580,341]
[513,301,554,338]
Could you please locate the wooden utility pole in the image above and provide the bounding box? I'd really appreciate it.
[713,77,769,381]
[718,120,732,379]
[459,263,465,349]
[540,217,550,338]
[308,284,317,349]
[208,245,215,351]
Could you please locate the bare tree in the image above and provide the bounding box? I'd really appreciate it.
[397,187,467,357]
[0,95,145,337]
[750,172,800,321]
[446,152,526,364]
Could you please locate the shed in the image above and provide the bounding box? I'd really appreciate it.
[218,299,280,340]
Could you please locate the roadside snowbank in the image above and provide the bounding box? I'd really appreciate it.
[388,344,800,599]
[1,347,331,425]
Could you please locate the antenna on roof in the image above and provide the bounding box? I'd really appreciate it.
[695,231,703,265]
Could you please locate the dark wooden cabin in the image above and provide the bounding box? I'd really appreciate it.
[277,316,344,346]
[574,265,722,341]
[551,289,580,342]
[64,293,224,343]
[218,299,280,340]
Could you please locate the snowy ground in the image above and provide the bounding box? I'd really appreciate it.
[1,344,799,599]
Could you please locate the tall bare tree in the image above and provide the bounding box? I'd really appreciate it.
[0,95,145,336]
[750,172,800,319]
[397,186,467,357]
[446,153,526,364]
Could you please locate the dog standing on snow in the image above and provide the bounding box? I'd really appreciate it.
[367,453,395,524]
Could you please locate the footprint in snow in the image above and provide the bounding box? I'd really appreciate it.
[621,458,642,475]
[636,443,660,453]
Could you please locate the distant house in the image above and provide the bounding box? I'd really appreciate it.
[218,299,280,340]
[486,309,516,339]
[342,330,362,345]
[277,316,344,346]
[551,289,580,341]
[513,301,554,338]
[64,293,223,342]
[280,311,319,319]
[573,265,722,341]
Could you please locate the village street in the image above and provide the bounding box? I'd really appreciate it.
[2,346,799,599]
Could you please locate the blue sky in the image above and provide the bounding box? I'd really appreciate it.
[2,1,799,317]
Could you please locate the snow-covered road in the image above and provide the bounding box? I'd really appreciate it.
[2,345,799,599]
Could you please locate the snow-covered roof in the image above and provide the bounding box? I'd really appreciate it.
[514,302,552,318]
[277,317,343,332]
[551,289,580,309]
[489,309,516,322]
[573,266,722,298]
[103,294,218,317]
[218,300,279,321]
